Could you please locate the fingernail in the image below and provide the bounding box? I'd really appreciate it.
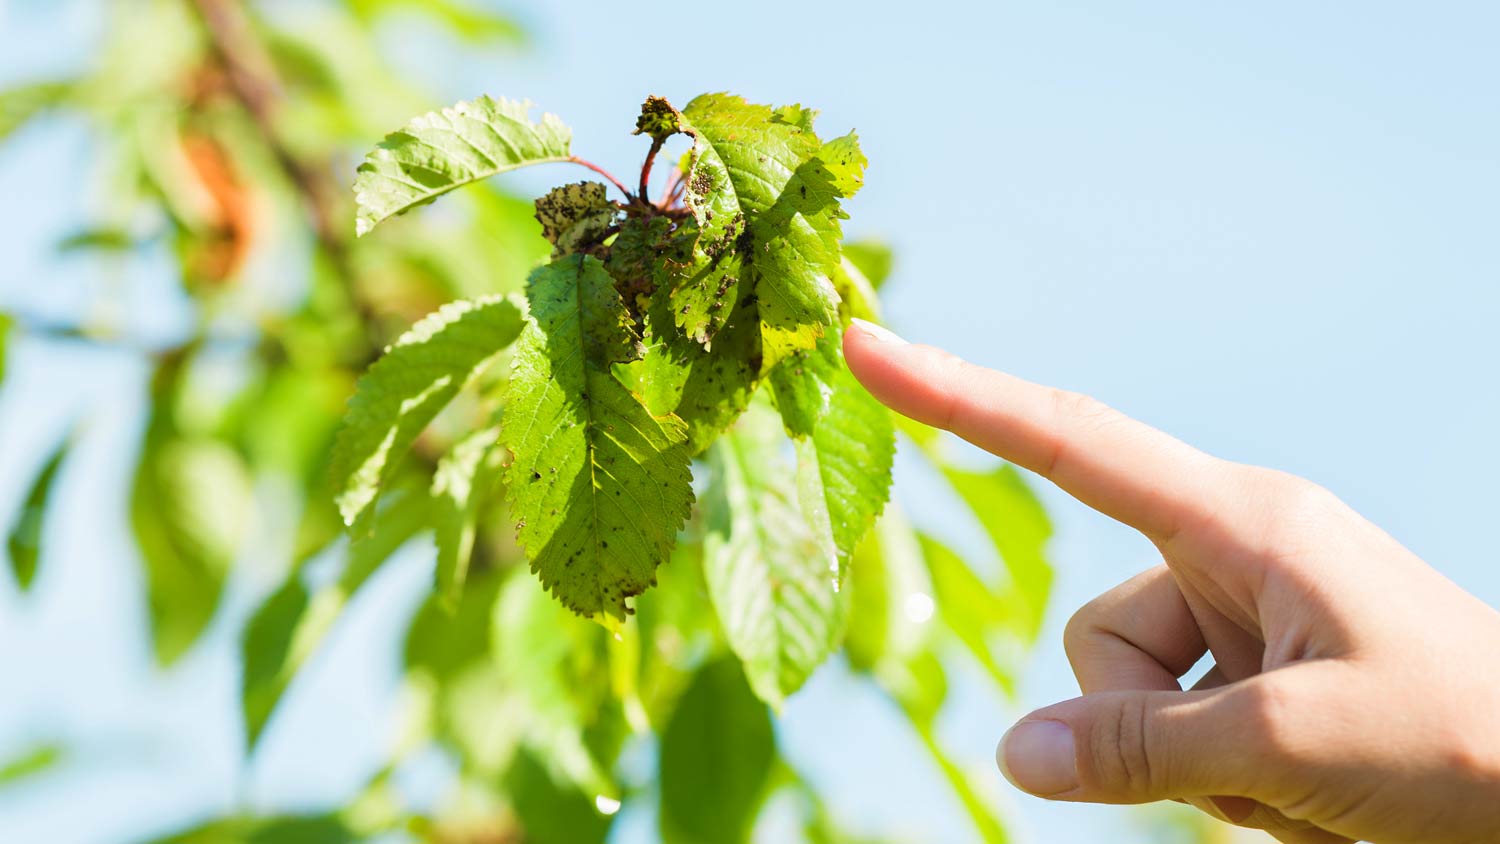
[849,317,907,345]
[997,720,1078,796]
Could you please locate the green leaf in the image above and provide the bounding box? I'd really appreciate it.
[797,399,895,568]
[610,284,695,418]
[912,718,1012,844]
[843,506,934,673]
[748,130,865,361]
[703,405,843,707]
[242,487,431,749]
[0,741,64,787]
[505,749,614,844]
[431,425,503,604]
[241,577,315,749]
[353,95,571,236]
[132,430,251,666]
[625,96,745,346]
[670,284,762,452]
[919,533,1017,696]
[842,240,894,289]
[492,573,623,796]
[675,94,866,366]
[131,354,252,665]
[659,658,774,844]
[7,434,69,591]
[767,335,838,437]
[900,421,1055,641]
[773,337,895,569]
[329,294,524,529]
[0,80,72,143]
[940,464,1053,640]
[609,212,763,453]
[873,652,1014,843]
[137,814,355,844]
[403,570,502,681]
[56,228,136,254]
[836,255,882,323]
[0,312,11,385]
[502,255,694,622]
[348,0,526,44]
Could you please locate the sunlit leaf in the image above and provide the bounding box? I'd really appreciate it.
[703,406,842,708]
[843,506,933,673]
[611,228,762,453]
[679,94,864,367]
[501,256,694,621]
[0,312,11,385]
[920,533,1017,696]
[900,421,1055,640]
[841,240,893,290]
[877,653,1011,843]
[534,180,618,258]
[354,95,571,236]
[329,294,524,529]
[940,465,1053,640]
[431,424,502,604]
[793,348,894,569]
[55,227,135,253]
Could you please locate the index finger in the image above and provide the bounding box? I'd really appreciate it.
[843,319,1232,541]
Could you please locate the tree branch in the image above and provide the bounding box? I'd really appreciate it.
[187,0,383,343]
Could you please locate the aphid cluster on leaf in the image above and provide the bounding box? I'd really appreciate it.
[335,91,893,694]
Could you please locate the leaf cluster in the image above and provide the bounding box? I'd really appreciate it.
[0,5,1066,840]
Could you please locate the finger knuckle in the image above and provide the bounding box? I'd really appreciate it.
[1241,469,1346,554]
[1088,695,1160,798]
[1237,678,1311,767]
[1259,470,1340,523]
[1045,389,1116,474]
[1061,603,1101,668]
[1049,387,1113,427]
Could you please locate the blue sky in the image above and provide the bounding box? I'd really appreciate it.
[2,1,1498,842]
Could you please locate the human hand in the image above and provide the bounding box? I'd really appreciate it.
[843,319,1500,844]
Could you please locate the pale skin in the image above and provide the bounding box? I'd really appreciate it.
[843,318,1500,844]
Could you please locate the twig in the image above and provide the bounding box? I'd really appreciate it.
[7,315,162,355]
[637,136,665,205]
[567,156,633,201]
[187,0,383,346]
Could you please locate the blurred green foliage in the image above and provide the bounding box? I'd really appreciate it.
[0,1,1085,842]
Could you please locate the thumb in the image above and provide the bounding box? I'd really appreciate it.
[997,685,1271,805]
